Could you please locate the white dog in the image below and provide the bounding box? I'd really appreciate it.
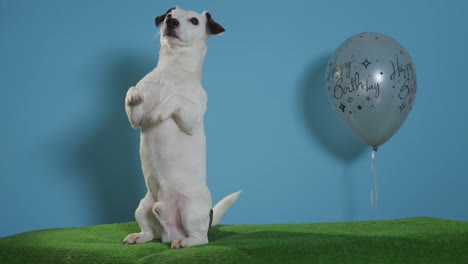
[123,7,240,249]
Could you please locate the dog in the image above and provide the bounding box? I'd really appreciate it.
[122,7,240,249]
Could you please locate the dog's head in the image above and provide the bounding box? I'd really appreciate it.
[155,7,224,47]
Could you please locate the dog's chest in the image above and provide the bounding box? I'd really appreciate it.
[159,81,181,101]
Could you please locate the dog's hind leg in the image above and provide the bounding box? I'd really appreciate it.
[171,197,210,249]
[123,192,161,244]
[152,199,187,244]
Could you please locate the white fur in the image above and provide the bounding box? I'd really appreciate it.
[122,8,239,249]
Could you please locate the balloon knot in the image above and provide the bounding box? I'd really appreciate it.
[373,146,379,152]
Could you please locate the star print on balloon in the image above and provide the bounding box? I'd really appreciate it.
[361,59,371,69]
[339,103,346,112]
[325,32,417,148]
[399,103,406,112]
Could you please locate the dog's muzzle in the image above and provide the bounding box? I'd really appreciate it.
[164,18,179,39]
[166,18,179,29]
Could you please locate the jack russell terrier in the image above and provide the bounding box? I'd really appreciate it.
[123,7,240,249]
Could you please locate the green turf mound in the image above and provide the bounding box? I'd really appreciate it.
[1,218,467,263]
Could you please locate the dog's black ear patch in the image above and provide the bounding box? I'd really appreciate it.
[155,7,176,27]
[205,12,225,35]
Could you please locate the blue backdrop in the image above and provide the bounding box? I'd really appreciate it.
[1,0,467,237]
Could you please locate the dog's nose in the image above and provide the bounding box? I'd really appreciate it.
[166,18,179,29]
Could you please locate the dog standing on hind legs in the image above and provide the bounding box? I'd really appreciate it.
[123,7,240,249]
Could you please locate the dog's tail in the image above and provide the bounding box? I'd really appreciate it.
[211,191,241,226]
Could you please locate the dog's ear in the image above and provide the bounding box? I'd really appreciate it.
[204,12,225,35]
[155,7,176,27]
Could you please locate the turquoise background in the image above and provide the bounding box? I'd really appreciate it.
[1,0,467,237]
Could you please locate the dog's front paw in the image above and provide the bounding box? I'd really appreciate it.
[150,96,180,124]
[123,232,152,244]
[151,107,173,124]
[126,87,144,107]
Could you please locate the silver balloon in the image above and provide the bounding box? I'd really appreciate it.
[325,32,417,149]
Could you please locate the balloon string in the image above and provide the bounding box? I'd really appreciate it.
[371,149,378,208]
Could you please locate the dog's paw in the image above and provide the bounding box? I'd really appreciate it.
[171,239,185,249]
[150,95,180,124]
[151,100,178,124]
[153,109,173,123]
[126,87,144,107]
[123,232,152,244]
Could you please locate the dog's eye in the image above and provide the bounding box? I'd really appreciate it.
[167,14,172,19]
[190,17,199,25]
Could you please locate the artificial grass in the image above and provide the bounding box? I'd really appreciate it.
[1,218,467,263]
